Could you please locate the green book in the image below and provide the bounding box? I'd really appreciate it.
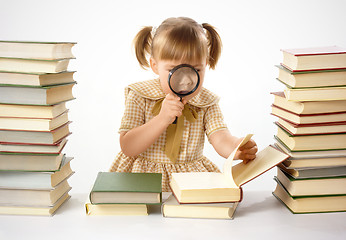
[89,172,162,205]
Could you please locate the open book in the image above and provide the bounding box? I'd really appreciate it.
[170,134,289,203]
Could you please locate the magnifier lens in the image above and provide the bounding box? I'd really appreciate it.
[168,65,200,97]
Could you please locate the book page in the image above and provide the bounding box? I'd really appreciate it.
[222,134,253,182]
[232,146,289,186]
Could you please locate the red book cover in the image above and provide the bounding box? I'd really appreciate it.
[281,46,346,56]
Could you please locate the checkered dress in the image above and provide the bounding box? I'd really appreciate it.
[109,79,228,192]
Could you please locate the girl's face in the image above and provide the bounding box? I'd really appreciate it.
[150,58,206,102]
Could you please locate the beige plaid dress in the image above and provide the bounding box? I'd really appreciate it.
[109,79,228,192]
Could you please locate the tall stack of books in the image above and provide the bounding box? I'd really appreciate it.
[0,41,76,216]
[271,46,346,213]
[86,172,162,216]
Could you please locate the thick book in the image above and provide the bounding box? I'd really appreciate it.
[0,157,73,189]
[162,194,238,219]
[275,119,346,135]
[0,71,75,87]
[273,180,346,214]
[0,102,67,118]
[0,122,71,145]
[276,65,346,88]
[0,82,76,105]
[0,57,72,73]
[0,41,76,60]
[89,172,162,204]
[0,192,70,216]
[283,85,346,102]
[281,46,346,71]
[278,163,346,179]
[275,168,346,196]
[170,135,289,203]
[276,125,346,151]
[271,92,346,115]
[0,179,71,206]
[85,201,148,216]
[0,153,65,171]
[282,156,346,169]
[0,137,67,154]
[274,137,346,158]
[271,104,346,125]
[0,111,69,131]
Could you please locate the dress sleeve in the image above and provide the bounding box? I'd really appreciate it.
[204,103,228,140]
[118,89,146,133]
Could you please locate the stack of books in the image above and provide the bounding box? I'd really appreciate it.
[86,172,162,216]
[0,41,76,216]
[271,46,346,213]
[163,135,288,219]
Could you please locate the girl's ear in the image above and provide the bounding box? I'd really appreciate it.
[150,57,159,75]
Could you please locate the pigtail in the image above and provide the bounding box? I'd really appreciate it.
[202,23,222,69]
[133,26,153,69]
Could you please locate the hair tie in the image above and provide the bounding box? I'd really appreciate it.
[151,27,157,37]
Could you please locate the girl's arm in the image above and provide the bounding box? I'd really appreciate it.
[209,129,257,163]
[120,93,184,157]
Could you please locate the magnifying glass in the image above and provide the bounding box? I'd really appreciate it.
[168,64,200,123]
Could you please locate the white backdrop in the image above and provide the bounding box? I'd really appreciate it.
[1,0,346,194]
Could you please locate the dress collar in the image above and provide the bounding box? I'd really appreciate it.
[126,79,220,108]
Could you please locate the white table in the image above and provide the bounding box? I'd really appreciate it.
[0,190,345,240]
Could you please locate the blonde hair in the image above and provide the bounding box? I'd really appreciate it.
[133,17,222,70]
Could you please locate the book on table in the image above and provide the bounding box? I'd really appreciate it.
[0,156,74,189]
[0,71,76,87]
[281,46,346,72]
[275,125,346,151]
[89,172,162,204]
[162,194,238,219]
[0,192,70,216]
[0,82,76,105]
[0,41,76,59]
[0,122,71,145]
[85,201,148,216]
[276,64,346,88]
[272,179,346,214]
[169,134,289,204]
[271,92,346,115]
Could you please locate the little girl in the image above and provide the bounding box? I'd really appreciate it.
[110,17,257,192]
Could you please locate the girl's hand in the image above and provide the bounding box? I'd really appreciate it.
[158,93,185,125]
[235,139,258,164]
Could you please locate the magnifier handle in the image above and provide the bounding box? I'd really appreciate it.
[172,97,182,124]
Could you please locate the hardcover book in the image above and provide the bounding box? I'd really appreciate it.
[162,194,238,219]
[89,172,162,204]
[0,41,76,60]
[281,46,346,71]
[271,92,346,115]
[276,64,346,88]
[170,135,289,203]
[273,179,346,214]
[0,82,76,105]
